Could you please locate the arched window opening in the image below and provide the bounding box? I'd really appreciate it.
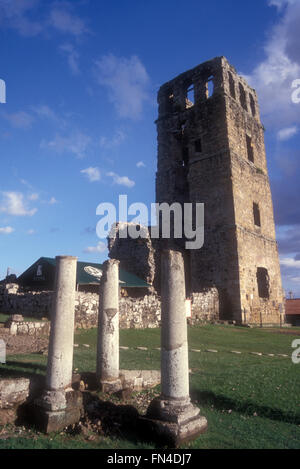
[257,268,270,299]
[166,88,174,113]
[253,202,261,227]
[194,138,202,153]
[246,135,254,163]
[182,147,189,167]
[180,121,187,136]
[228,71,236,99]
[249,93,256,117]
[185,85,194,109]
[239,83,247,111]
[206,76,214,98]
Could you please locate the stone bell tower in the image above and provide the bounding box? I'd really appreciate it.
[155,56,284,324]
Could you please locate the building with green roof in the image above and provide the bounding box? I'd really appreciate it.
[18,257,150,294]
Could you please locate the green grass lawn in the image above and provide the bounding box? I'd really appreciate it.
[1,324,300,449]
[0,313,47,323]
[0,313,10,323]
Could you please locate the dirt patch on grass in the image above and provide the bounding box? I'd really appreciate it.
[0,328,48,355]
[262,328,300,336]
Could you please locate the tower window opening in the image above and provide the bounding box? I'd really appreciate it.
[195,139,202,153]
[249,93,256,117]
[206,76,214,98]
[228,71,236,99]
[166,88,174,113]
[182,147,189,167]
[257,267,270,299]
[246,135,254,163]
[239,83,247,111]
[253,202,261,227]
[186,85,194,109]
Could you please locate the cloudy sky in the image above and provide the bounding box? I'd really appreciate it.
[0,0,300,296]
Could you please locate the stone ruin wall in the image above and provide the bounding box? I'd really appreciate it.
[108,222,220,323]
[154,57,284,325]
[0,282,219,332]
[108,223,157,285]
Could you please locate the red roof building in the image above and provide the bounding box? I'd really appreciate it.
[285,299,300,326]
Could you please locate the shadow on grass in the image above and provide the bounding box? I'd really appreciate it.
[0,360,46,379]
[192,389,300,425]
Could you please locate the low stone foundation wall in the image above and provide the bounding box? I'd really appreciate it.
[74,292,162,329]
[0,284,220,330]
[0,376,44,425]
[0,285,52,318]
[6,320,50,336]
[190,289,219,323]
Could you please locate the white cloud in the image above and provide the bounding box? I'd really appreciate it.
[48,6,88,37]
[0,226,15,234]
[277,126,298,140]
[81,167,101,182]
[94,54,150,119]
[59,43,80,75]
[268,0,297,9]
[0,1,88,38]
[107,172,135,188]
[291,276,300,282]
[0,191,37,216]
[83,241,107,253]
[2,110,34,129]
[49,197,58,205]
[41,132,91,158]
[280,257,300,268]
[99,130,126,149]
[20,178,33,189]
[28,193,39,201]
[0,0,43,36]
[136,161,146,168]
[31,105,64,126]
[2,106,64,130]
[246,0,300,129]
[27,229,35,235]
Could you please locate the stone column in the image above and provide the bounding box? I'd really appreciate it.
[96,259,121,392]
[35,256,82,432]
[46,256,77,394]
[144,250,207,447]
[160,250,189,400]
[0,339,6,364]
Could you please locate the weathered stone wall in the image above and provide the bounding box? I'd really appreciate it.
[0,285,220,330]
[0,286,163,330]
[0,376,44,425]
[108,223,156,285]
[190,289,219,323]
[6,320,50,336]
[154,56,284,325]
[225,71,284,324]
[0,285,52,318]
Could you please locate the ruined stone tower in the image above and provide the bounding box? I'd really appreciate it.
[155,56,284,324]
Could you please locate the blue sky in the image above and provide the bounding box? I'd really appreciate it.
[0,0,300,297]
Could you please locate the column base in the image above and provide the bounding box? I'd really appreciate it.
[99,378,123,394]
[140,396,208,447]
[34,389,83,433]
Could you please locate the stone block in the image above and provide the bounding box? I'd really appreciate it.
[34,389,83,433]
[140,397,207,447]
